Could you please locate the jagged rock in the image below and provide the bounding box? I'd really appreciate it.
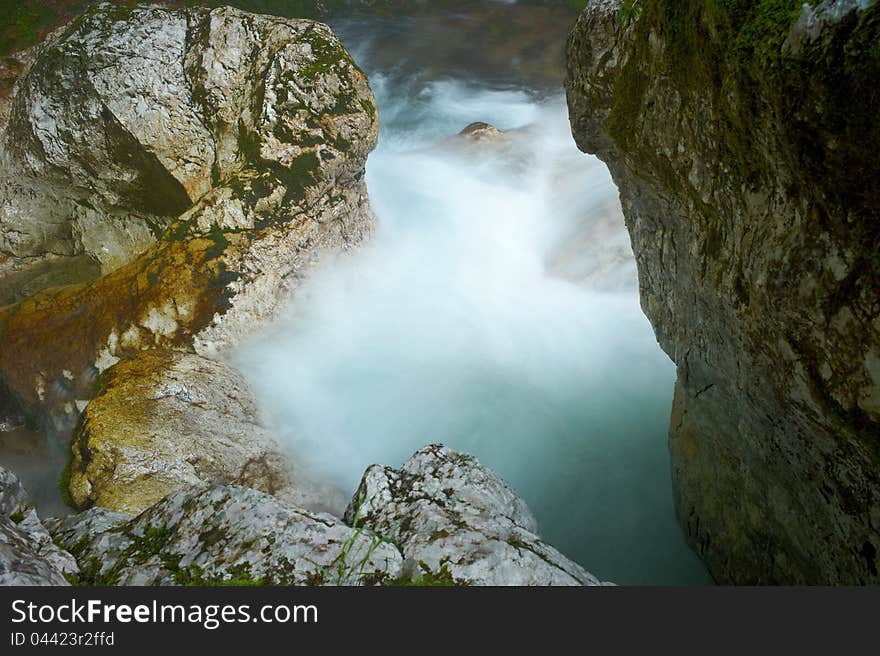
[67,349,342,515]
[0,466,77,585]
[346,445,604,586]
[0,4,377,424]
[48,484,403,586]
[566,0,880,583]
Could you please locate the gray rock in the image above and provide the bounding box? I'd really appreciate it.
[565,0,880,582]
[0,3,377,426]
[2,3,379,277]
[49,484,403,586]
[0,465,77,585]
[346,445,604,586]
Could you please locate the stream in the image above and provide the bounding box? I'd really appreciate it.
[235,6,713,585]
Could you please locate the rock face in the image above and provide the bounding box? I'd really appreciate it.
[46,445,603,586]
[0,466,78,585]
[0,4,377,423]
[47,484,403,586]
[68,350,298,515]
[566,0,880,583]
[346,445,603,585]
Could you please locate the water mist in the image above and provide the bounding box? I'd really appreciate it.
[235,76,711,585]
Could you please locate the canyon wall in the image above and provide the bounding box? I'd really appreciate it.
[566,0,880,583]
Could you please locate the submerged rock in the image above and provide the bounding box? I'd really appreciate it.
[566,0,880,582]
[0,4,377,423]
[346,445,604,586]
[458,121,506,143]
[48,484,403,586]
[0,466,77,585]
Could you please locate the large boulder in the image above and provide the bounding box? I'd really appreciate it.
[346,445,604,586]
[0,466,78,585]
[67,349,342,515]
[47,484,403,586]
[565,0,880,583]
[48,446,605,587]
[0,4,377,424]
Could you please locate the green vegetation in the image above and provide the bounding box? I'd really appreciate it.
[57,459,75,510]
[9,510,25,523]
[0,0,64,55]
[386,561,461,587]
[619,0,642,23]
[606,1,831,175]
[171,562,267,586]
[205,223,230,260]
[65,522,267,586]
[307,493,389,586]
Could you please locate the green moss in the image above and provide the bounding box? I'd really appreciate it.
[172,562,267,586]
[139,523,173,556]
[57,459,75,511]
[9,510,25,523]
[385,561,462,587]
[69,520,274,586]
[607,59,650,148]
[205,223,230,260]
[299,26,355,80]
[69,557,122,586]
[359,98,377,121]
[0,0,61,55]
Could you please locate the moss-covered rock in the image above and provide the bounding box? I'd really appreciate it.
[566,0,880,583]
[47,484,403,586]
[0,4,377,428]
[67,350,294,514]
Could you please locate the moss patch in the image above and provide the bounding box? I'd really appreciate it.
[386,561,463,587]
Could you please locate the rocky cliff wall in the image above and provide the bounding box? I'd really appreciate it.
[566,0,880,583]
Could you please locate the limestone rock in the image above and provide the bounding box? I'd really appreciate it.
[565,0,880,582]
[0,4,377,423]
[0,465,78,585]
[346,445,603,586]
[68,349,340,515]
[48,484,403,586]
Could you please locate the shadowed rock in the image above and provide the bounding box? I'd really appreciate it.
[566,0,880,583]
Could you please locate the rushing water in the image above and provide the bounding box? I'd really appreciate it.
[0,1,713,584]
[235,10,713,585]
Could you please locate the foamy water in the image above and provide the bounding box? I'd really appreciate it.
[235,73,712,584]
